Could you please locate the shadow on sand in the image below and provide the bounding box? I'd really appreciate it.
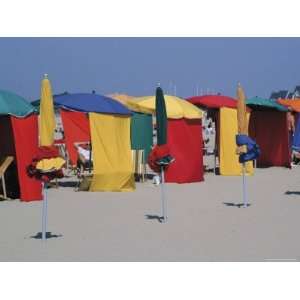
[31,232,63,239]
[285,191,300,195]
[145,214,164,223]
[58,181,78,188]
[223,202,251,208]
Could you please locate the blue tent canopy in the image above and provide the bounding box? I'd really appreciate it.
[54,93,132,115]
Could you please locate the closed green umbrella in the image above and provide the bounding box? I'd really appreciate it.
[155,86,167,145]
[155,86,168,222]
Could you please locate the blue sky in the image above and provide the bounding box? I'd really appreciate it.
[0,37,299,101]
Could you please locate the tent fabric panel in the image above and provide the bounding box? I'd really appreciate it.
[89,113,135,192]
[60,110,90,166]
[249,111,291,167]
[219,107,254,175]
[39,79,56,146]
[11,115,43,201]
[130,112,153,160]
[165,118,204,183]
[292,113,300,151]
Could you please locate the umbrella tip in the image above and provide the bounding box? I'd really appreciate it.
[44,73,48,79]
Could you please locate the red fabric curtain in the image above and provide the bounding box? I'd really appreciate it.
[165,118,204,183]
[249,111,291,167]
[60,110,90,166]
[11,115,43,201]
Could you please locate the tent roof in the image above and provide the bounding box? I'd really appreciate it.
[277,98,300,112]
[127,95,203,119]
[107,93,134,105]
[0,90,36,117]
[246,97,288,112]
[187,95,238,109]
[54,93,132,115]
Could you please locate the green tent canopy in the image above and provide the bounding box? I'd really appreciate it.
[246,97,288,112]
[0,90,36,117]
[131,112,153,160]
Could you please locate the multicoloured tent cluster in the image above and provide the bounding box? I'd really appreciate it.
[0,75,296,205]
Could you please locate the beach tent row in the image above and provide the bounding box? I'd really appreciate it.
[187,95,291,174]
[58,93,205,184]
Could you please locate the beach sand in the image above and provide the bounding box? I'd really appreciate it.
[1,166,300,261]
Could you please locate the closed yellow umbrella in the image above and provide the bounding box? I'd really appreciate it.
[127,95,203,119]
[237,83,248,135]
[39,74,56,146]
[236,82,249,208]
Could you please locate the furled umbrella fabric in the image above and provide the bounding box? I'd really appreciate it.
[156,87,167,145]
[0,90,36,117]
[237,84,248,135]
[39,75,56,146]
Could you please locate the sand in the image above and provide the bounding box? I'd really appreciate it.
[1,166,300,261]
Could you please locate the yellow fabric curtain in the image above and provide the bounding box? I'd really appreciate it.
[39,77,56,146]
[219,107,254,176]
[88,113,135,192]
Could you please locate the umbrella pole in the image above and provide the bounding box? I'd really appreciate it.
[242,163,247,208]
[160,167,167,223]
[42,182,48,241]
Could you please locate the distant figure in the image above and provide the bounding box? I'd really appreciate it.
[287,108,295,133]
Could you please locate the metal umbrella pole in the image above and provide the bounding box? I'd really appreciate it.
[42,181,48,241]
[160,166,167,223]
[242,163,248,208]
